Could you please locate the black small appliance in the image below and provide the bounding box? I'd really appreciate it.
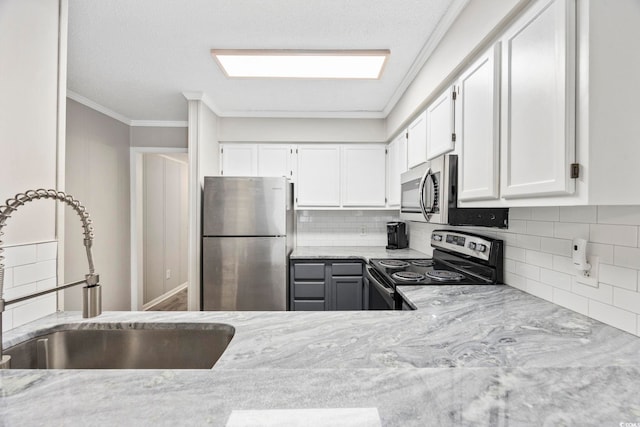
[386,222,408,249]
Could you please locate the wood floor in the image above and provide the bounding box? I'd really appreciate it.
[148,289,188,311]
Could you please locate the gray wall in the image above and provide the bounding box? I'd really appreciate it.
[143,154,188,305]
[131,126,187,148]
[65,98,131,310]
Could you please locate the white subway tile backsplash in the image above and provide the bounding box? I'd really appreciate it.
[296,210,397,247]
[552,288,588,315]
[552,255,575,275]
[13,263,41,287]
[554,222,589,240]
[588,300,637,335]
[540,268,572,291]
[3,244,37,268]
[505,245,526,262]
[11,294,57,329]
[599,264,638,291]
[540,237,571,257]
[525,250,553,269]
[526,221,554,237]
[517,234,541,250]
[590,224,638,247]
[526,279,553,302]
[586,242,614,264]
[516,262,540,281]
[507,219,527,233]
[504,259,516,274]
[3,282,38,300]
[559,206,597,224]
[531,207,560,222]
[614,246,640,270]
[36,241,57,261]
[505,273,526,291]
[572,280,613,304]
[613,288,640,314]
[597,206,640,226]
[3,267,13,288]
[509,207,532,220]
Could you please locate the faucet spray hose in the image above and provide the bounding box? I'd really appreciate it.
[0,189,96,298]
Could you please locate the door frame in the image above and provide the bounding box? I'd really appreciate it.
[129,146,188,311]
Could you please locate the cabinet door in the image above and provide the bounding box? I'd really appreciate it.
[457,44,501,202]
[341,145,386,207]
[296,145,341,207]
[407,111,427,168]
[500,0,576,199]
[426,86,456,160]
[220,143,258,176]
[332,277,363,310]
[387,133,407,207]
[257,144,293,179]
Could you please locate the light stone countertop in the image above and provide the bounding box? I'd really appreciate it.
[2,285,640,426]
[290,246,428,261]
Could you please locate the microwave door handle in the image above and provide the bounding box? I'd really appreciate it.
[418,167,433,221]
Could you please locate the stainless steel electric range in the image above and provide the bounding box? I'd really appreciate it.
[365,230,504,310]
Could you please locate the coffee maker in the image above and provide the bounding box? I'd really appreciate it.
[386,222,408,249]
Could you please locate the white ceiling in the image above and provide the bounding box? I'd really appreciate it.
[67,0,462,122]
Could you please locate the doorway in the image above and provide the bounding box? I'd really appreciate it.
[130,147,189,311]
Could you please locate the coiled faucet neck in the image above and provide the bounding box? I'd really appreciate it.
[0,189,96,301]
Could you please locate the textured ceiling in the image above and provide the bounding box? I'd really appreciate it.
[67,0,459,121]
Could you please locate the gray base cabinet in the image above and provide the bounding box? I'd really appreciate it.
[290,260,364,311]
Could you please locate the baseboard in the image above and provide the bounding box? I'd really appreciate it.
[143,282,188,311]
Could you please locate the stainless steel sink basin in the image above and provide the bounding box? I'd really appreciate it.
[5,323,235,369]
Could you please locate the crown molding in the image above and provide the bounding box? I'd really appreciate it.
[129,120,188,127]
[381,0,470,117]
[67,90,132,125]
[215,110,386,119]
[68,90,188,127]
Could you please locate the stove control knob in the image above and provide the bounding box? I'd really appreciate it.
[433,234,443,241]
[476,244,487,253]
[468,242,476,250]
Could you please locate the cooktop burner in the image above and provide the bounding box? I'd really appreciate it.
[425,270,465,282]
[391,271,425,282]
[378,260,410,269]
[411,259,434,267]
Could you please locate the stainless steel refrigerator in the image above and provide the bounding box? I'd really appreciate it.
[202,176,294,310]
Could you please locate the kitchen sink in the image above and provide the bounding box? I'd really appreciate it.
[4,323,235,369]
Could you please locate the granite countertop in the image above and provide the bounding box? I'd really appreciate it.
[2,285,640,426]
[290,246,428,261]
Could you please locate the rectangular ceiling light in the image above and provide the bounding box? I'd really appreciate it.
[211,49,389,79]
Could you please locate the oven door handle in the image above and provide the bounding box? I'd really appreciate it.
[418,167,438,221]
[365,266,394,299]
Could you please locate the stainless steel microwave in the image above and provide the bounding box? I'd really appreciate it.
[400,154,509,228]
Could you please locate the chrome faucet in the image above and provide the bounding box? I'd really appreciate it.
[0,189,101,369]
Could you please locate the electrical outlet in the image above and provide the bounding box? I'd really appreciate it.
[575,255,599,288]
[166,269,171,280]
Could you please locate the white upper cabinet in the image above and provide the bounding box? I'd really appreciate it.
[220,143,258,176]
[257,144,294,180]
[341,145,386,207]
[296,145,341,207]
[499,0,575,199]
[387,132,408,207]
[457,44,501,202]
[426,86,456,160]
[406,111,427,168]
